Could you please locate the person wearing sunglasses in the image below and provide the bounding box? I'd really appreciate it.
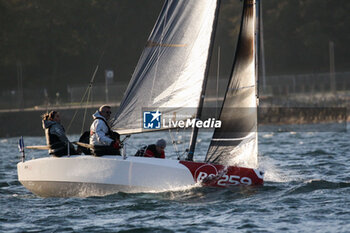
[89,105,120,156]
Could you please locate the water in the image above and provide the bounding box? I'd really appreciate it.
[1,124,350,232]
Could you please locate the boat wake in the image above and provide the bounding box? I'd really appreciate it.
[227,137,258,168]
[258,155,294,183]
[132,183,202,195]
[128,185,262,203]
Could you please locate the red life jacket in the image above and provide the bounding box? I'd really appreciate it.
[135,144,165,159]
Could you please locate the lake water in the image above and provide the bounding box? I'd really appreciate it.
[1,123,350,232]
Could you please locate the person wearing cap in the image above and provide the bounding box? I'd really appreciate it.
[143,139,166,159]
[89,105,120,156]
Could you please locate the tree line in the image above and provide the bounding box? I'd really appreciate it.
[0,0,349,99]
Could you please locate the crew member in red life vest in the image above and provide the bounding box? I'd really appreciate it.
[89,105,120,156]
[144,139,166,159]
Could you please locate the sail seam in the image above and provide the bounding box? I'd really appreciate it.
[211,132,255,141]
[230,84,255,91]
[146,41,186,47]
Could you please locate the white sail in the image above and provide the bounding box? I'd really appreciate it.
[112,0,219,134]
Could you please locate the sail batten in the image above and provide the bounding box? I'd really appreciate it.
[112,0,219,134]
[205,0,258,168]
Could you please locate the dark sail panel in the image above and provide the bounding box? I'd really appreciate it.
[205,0,258,167]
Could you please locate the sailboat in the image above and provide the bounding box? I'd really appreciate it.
[17,0,264,197]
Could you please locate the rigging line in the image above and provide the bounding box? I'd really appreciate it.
[168,129,180,159]
[171,127,188,158]
[66,64,100,134]
[81,87,92,134]
[80,64,100,134]
[180,128,187,157]
[216,46,221,119]
[66,47,106,134]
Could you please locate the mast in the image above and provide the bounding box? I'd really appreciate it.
[187,0,221,161]
[257,0,266,93]
[256,0,261,160]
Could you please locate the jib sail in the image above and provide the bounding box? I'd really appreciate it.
[205,0,259,168]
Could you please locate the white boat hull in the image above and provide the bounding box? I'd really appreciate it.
[18,155,263,197]
[18,156,196,197]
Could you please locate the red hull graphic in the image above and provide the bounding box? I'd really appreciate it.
[180,161,263,187]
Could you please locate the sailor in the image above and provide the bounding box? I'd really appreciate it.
[135,139,166,159]
[42,111,78,157]
[90,105,120,156]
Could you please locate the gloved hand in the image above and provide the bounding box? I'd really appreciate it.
[111,140,120,149]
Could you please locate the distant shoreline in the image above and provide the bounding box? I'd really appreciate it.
[0,105,347,138]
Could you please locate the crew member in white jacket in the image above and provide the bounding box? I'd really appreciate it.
[89,105,120,156]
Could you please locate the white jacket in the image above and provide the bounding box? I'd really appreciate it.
[89,111,114,146]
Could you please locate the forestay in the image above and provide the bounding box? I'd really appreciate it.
[205,0,258,168]
[112,0,219,134]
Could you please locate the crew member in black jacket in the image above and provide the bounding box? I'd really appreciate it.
[42,111,78,157]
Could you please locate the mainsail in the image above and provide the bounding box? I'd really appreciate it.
[112,0,220,134]
[205,0,259,168]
